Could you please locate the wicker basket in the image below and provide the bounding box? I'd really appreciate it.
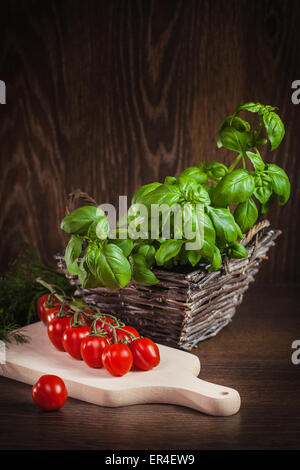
[56,192,281,350]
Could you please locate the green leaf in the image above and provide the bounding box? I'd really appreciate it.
[246,151,265,171]
[85,243,131,290]
[88,217,109,240]
[137,244,156,267]
[263,112,285,150]
[164,176,177,185]
[234,197,258,233]
[186,249,202,267]
[131,254,159,286]
[217,116,251,148]
[64,236,83,276]
[208,207,238,245]
[227,242,248,259]
[178,166,208,184]
[78,260,101,288]
[61,206,105,236]
[266,164,290,205]
[208,247,222,271]
[155,239,184,266]
[205,161,228,180]
[234,102,271,115]
[132,182,162,205]
[260,193,275,215]
[211,169,255,206]
[109,238,133,257]
[218,127,252,153]
[141,184,183,209]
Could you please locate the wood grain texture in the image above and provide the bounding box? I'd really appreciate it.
[0,283,299,449]
[0,0,299,280]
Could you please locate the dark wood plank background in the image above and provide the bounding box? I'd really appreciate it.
[0,0,299,281]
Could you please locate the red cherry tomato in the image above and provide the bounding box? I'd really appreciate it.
[32,375,68,411]
[48,316,72,351]
[62,325,91,359]
[43,297,61,325]
[113,326,139,344]
[95,317,118,335]
[80,335,111,368]
[37,294,49,323]
[102,344,133,376]
[130,337,160,371]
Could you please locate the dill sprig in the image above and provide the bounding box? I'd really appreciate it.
[0,245,75,342]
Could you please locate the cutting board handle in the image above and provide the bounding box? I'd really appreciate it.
[157,375,241,416]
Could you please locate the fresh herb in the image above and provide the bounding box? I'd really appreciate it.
[0,245,75,342]
[60,102,290,289]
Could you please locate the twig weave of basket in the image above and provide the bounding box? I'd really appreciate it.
[56,194,281,350]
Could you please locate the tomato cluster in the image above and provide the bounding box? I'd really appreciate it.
[37,293,160,378]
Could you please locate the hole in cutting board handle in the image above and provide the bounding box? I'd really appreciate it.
[220,391,229,395]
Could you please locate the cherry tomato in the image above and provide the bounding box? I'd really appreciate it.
[32,375,68,411]
[37,294,49,323]
[48,316,72,351]
[102,344,133,376]
[62,325,91,359]
[113,326,139,344]
[80,335,111,368]
[130,337,160,371]
[95,317,118,335]
[43,296,61,325]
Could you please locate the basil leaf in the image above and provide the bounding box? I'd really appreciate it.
[88,217,109,240]
[164,176,177,185]
[205,161,228,180]
[218,127,252,153]
[131,254,159,286]
[263,112,285,150]
[208,207,238,245]
[246,151,265,171]
[109,238,133,257]
[137,244,156,267]
[141,184,182,209]
[85,243,131,290]
[234,102,271,115]
[208,246,222,271]
[266,164,290,205]
[178,166,208,184]
[132,182,162,205]
[234,197,258,233]
[78,259,102,288]
[61,206,104,236]
[260,193,275,215]
[227,242,248,259]
[64,235,83,276]
[212,169,255,206]
[155,239,184,266]
[254,184,272,205]
[186,249,202,267]
[217,116,250,148]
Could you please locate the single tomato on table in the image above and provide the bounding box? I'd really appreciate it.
[62,325,91,359]
[32,375,68,411]
[80,335,111,368]
[48,316,72,351]
[102,343,133,377]
[130,337,160,371]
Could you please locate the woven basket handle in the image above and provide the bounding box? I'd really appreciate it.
[65,189,98,214]
[242,219,270,246]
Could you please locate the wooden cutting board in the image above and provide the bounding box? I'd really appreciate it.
[0,322,241,416]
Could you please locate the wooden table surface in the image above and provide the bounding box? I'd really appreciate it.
[0,283,299,450]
